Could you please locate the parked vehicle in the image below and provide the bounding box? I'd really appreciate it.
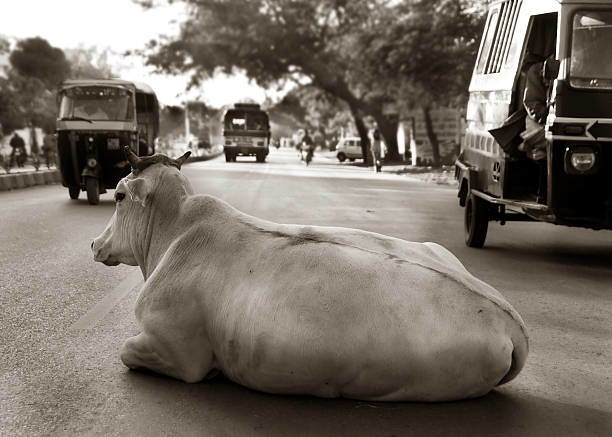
[335,137,363,162]
[56,79,159,204]
[223,103,270,162]
[456,0,612,247]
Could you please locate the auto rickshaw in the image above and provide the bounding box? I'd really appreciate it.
[456,0,612,247]
[56,79,159,204]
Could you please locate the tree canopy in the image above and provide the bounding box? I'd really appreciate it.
[142,0,487,164]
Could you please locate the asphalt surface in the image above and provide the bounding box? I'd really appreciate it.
[1,148,611,436]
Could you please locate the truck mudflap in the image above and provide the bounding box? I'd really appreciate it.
[455,158,478,207]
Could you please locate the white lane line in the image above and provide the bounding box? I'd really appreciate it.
[70,270,142,331]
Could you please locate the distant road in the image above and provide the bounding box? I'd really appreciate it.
[1,147,611,436]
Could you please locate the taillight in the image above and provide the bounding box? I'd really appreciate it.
[564,145,599,174]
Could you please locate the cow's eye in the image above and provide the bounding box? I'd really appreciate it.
[115,192,126,202]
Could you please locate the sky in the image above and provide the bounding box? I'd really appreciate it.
[0,0,274,107]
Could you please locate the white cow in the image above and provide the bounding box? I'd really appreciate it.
[92,148,529,402]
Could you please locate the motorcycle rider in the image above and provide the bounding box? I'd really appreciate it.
[9,132,27,168]
[300,128,315,165]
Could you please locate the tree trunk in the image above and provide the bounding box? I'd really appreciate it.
[374,114,400,161]
[422,105,441,167]
[347,103,370,164]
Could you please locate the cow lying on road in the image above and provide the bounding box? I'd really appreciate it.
[92,148,528,402]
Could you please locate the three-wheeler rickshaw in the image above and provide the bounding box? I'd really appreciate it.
[56,79,159,204]
[456,0,612,247]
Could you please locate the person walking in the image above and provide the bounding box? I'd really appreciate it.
[42,131,57,169]
[369,126,383,173]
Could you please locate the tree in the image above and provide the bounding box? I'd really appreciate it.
[357,0,486,166]
[65,46,115,79]
[9,37,70,89]
[140,0,404,161]
[1,38,71,134]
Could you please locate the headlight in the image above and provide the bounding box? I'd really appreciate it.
[564,146,599,174]
[571,153,595,171]
[87,158,97,168]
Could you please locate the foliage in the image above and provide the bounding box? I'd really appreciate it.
[9,37,70,89]
[141,0,403,159]
[141,0,488,163]
[65,46,115,79]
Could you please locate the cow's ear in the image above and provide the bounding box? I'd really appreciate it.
[125,177,150,207]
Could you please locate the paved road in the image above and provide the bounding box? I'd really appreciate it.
[1,148,611,436]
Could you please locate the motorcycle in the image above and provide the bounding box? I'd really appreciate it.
[300,143,313,166]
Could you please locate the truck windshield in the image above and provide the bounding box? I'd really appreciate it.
[570,10,612,89]
[59,86,134,121]
[224,110,268,131]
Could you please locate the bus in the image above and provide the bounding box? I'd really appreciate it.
[456,0,612,247]
[222,103,270,162]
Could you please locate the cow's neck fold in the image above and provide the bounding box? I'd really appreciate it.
[135,194,182,280]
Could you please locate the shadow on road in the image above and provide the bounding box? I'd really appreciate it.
[119,372,612,436]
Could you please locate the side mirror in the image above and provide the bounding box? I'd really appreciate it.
[544,59,561,80]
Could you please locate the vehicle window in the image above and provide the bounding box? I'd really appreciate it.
[570,10,612,89]
[135,93,147,113]
[246,113,268,131]
[229,117,246,130]
[58,86,133,121]
[477,9,500,73]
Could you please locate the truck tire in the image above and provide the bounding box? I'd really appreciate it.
[256,152,266,163]
[69,186,80,200]
[85,177,100,205]
[465,193,488,248]
[225,152,232,162]
[337,152,346,162]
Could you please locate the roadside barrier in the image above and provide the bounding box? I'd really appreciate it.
[0,169,61,191]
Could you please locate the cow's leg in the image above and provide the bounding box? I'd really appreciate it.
[120,330,214,383]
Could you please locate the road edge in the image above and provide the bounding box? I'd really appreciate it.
[0,169,62,191]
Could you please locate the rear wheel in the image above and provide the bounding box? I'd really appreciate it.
[337,152,346,162]
[464,193,489,248]
[256,152,266,163]
[225,152,232,162]
[68,186,80,200]
[85,177,100,205]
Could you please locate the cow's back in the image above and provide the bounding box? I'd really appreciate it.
[184,207,528,401]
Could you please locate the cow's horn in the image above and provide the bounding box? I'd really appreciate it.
[124,146,142,169]
[175,151,191,169]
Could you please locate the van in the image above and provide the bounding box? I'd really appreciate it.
[455,0,612,247]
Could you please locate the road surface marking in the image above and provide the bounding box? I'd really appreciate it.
[70,271,142,331]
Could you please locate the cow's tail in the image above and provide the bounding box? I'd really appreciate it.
[497,315,529,386]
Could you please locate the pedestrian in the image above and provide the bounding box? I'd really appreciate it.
[369,126,383,173]
[9,132,26,168]
[29,123,40,169]
[42,131,57,169]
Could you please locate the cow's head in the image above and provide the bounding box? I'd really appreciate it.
[91,147,192,267]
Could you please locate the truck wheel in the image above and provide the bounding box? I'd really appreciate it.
[85,177,100,205]
[68,186,80,200]
[465,193,488,248]
[337,152,346,162]
[256,153,266,163]
[225,152,232,162]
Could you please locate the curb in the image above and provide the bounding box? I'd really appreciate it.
[0,169,62,191]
